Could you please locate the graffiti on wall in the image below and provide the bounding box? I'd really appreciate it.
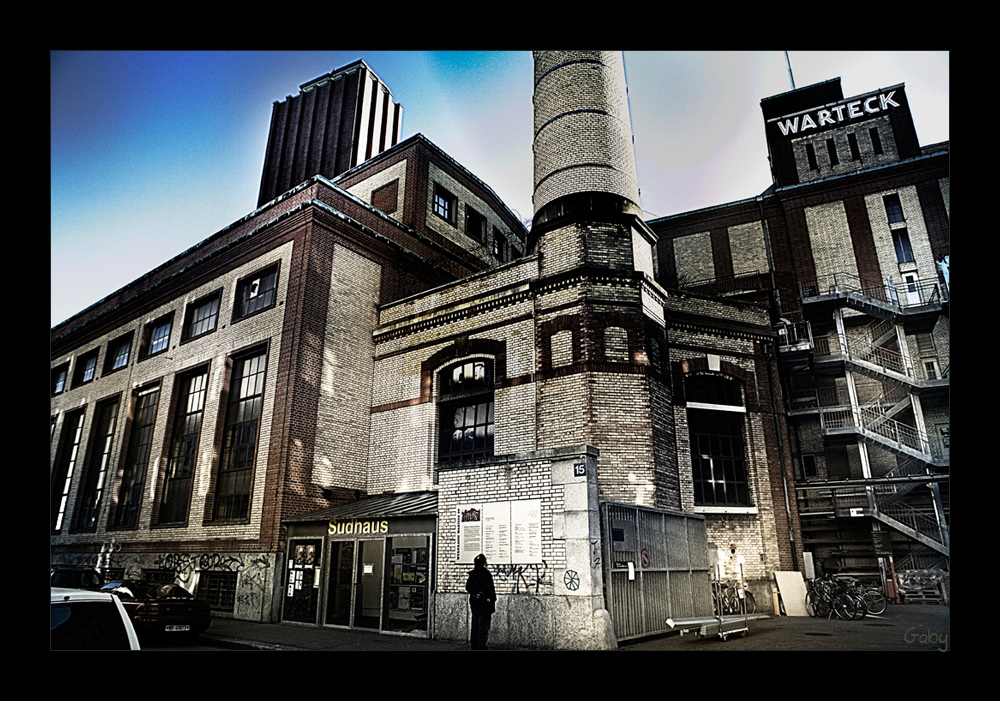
[490,560,551,594]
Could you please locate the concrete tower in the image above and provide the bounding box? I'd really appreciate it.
[258,60,402,207]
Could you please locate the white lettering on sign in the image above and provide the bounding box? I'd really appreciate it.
[776,91,900,136]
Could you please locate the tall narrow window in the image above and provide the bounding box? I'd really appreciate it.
[73,397,120,530]
[438,358,495,462]
[805,143,818,170]
[826,138,839,166]
[158,369,209,524]
[686,374,751,507]
[51,409,86,531]
[892,228,915,264]
[111,385,160,528]
[847,132,861,161]
[52,363,70,395]
[214,349,267,521]
[869,127,883,155]
[883,194,905,224]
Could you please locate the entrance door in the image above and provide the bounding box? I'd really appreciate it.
[902,272,921,306]
[325,541,355,626]
[284,539,322,624]
[354,540,385,630]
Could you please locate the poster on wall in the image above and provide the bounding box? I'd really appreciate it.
[457,499,542,564]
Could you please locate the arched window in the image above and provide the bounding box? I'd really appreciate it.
[438,358,494,462]
[686,374,750,507]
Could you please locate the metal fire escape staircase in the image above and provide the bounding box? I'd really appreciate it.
[788,273,949,557]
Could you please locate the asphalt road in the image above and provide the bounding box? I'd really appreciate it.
[619,604,951,652]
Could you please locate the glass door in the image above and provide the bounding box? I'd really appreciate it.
[353,540,384,630]
[325,541,355,626]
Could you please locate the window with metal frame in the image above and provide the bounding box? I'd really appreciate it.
[73,397,120,531]
[104,332,133,373]
[686,374,751,507]
[142,314,173,358]
[52,409,86,532]
[433,184,456,224]
[234,265,278,320]
[213,348,267,521]
[73,349,99,388]
[52,362,70,395]
[184,292,221,340]
[438,358,494,462]
[892,228,915,264]
[158,368,209,524]
[110,385,160,528]
[197,571,237,612]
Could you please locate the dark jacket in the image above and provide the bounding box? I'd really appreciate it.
[465,565,496,615]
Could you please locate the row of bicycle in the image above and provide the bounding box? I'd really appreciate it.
[805,573,887,619]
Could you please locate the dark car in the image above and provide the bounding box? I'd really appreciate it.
[50,566,103,590]
[101,580,211,639]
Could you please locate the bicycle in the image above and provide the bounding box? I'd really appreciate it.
[713,580,757,616]
[805,574,857,620]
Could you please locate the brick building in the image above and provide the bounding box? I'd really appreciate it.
[649,76,949,594]
[50,53,947,648]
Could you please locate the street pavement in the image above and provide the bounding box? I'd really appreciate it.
[160,602,950,652]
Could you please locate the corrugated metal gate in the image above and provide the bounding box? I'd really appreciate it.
[601,502,714,641]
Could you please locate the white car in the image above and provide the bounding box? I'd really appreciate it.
[50,587,141,650]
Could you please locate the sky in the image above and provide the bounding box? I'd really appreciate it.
[51,50,949,327]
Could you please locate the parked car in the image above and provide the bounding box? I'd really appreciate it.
[51,587,141,650]
[101,580,211,639]
[50,566,103,590]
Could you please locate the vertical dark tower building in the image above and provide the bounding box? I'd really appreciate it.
[257,59,402,207]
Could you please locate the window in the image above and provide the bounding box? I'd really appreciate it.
[438,358,494,462]
[892,228,915,264]
[465,206,486,242]
[183,291,221,341]
[72,349,99,388]
[110,385,160,528]
[52,363,70,395]
[234,264,278,320]
[826,138,838,166]
[805,143,818,170]
[158,368,208,524]
[104,332,133,374]
[848,132,861,161]
[433,184,456,224]
[197,571,237,612]
[883,194,905,224]
[686,374,751,507]
[141,314,173,358]
[869,127,883,155]
[801,454,817,479]
[51,409,86,532]
[213,348,267,521]
[73,397,120,530]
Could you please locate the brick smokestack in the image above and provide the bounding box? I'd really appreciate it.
[530,51,641,246]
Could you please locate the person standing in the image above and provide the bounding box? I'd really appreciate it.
[465,553,496,650]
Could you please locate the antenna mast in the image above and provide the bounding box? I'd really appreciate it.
[784,51,796,90]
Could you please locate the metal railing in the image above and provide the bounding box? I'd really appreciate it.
[817,403,932,459]
[800,272,941,310]
[678,270,769,297]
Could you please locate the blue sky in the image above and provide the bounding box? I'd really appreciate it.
[51,50,949,327]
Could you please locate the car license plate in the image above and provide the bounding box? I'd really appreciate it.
[166,625,191,632]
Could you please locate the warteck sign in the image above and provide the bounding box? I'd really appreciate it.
[774,91,901,137]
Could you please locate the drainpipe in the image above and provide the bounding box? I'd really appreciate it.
[764,342,799,571]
